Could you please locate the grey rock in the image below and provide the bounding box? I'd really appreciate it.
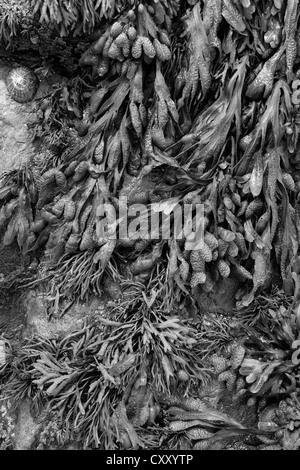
[23,290,104,339]
[0,65,36,173]
[13,400,41,450]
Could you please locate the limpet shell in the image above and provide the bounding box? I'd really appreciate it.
[6,67,39,103]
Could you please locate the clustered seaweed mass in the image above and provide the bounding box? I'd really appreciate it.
[2,0,300,450]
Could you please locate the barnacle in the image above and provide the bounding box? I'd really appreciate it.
[6,67,39,103]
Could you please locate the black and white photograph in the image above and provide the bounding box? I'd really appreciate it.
[0,0,299,454]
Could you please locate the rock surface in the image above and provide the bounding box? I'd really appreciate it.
[0,63,37,173]
[23,291,104,339]
[0,62,56,173]
[13,400,41,450]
